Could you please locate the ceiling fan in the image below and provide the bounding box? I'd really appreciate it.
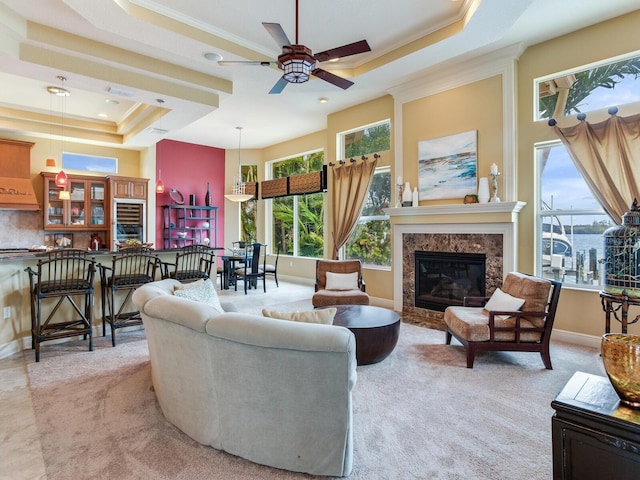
[218,0,371,94]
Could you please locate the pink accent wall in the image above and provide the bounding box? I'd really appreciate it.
[155,139,225,249]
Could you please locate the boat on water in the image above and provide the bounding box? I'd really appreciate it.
[541,203,572,267]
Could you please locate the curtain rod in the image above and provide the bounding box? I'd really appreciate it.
[329,153,380,167]
[548,106,619,126]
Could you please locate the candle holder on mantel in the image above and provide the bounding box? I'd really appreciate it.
[396,179,404,208]
[490,171,501,203]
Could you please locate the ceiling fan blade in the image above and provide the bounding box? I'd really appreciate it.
[311,68,354,90]
[314,40,371,63]
[269,76,289,95]
[218,60,277,66]
[262,22,292,49]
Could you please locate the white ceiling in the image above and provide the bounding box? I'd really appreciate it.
[0,0,637,150]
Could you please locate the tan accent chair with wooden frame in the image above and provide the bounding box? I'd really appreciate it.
[444,272,562,369]
[312,259,369,308]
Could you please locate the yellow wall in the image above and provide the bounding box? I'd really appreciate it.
[402,75,503,204]
[517,10,640,336]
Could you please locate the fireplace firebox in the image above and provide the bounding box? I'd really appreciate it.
[415,251,486,311]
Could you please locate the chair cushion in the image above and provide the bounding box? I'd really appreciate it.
[262,265,276,273]
[262,307,337,325]
[444,306,543,343]
[173,279,224,314]
[484,288,525,314]
[312,290,369,307]
[325,272,359,291]
[502,272,551,312]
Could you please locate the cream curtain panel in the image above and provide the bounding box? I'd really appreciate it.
[552,111,640,224]
[331,157,378,259]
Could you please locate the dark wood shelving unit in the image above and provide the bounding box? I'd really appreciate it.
[163,205,218,249]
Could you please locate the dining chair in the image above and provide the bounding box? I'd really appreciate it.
[263,245,280,287]
[161,245,217,283]
[25,249,97,362]
[234,243,267,294]
[98,247,159,346]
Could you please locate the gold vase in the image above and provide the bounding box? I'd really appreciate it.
[601,333,640,408]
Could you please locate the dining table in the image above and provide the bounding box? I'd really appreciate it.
[220,251,250,289]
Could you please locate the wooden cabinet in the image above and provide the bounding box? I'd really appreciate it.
[552,372,640,480]
[109,176,148,199]
[163,205,218,249]
[42,173,107,230]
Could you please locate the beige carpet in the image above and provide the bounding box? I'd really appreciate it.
[25,314,607,479]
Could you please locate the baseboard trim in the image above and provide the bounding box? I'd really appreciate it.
[552,329,601,349]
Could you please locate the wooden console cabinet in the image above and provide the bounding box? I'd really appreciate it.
[552,371,640,479]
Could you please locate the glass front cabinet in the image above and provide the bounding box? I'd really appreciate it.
[42,173,107,230]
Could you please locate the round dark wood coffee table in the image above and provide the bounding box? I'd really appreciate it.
[323,305,401,365]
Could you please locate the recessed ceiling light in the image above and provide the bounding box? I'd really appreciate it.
[329,58,339,63]
[98,113,108,118]
[319,97,328,104]
[204,52,223,62]
[105,99,120,105]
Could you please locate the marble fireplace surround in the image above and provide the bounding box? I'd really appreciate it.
[385,202,526,314]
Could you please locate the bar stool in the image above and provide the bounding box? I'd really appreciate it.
[25,249,96,362]
[98,247,159,346]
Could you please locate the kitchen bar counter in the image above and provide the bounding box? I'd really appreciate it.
[0,248,205,359]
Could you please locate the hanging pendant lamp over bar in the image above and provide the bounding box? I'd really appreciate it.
[50,76,69,187]
[224,126,254,202]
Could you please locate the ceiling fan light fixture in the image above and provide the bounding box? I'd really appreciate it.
[279,46,315,83]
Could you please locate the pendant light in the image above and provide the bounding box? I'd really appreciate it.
[47,76,70,188]
[156,168,165,193]
[154,99,166,193]
[224,126,253,203]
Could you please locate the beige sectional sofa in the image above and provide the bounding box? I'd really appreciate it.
[132,279,357,477]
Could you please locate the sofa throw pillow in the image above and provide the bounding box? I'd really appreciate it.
[484,287,525,314]
[173,279,224,314]
[325,271,359,291]
[262,307,337,325]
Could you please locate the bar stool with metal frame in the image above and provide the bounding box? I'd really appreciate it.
[98,247,159,347]
[25,248,97,362]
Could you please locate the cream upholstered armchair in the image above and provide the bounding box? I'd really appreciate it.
[312,259,369,308]
[444,272,562,369]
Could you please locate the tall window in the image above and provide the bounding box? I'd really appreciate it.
[536,142,612,289]
[535,53,640,289]
[271,151,324,258]
[344,166,391,266]
[340,120,392,267]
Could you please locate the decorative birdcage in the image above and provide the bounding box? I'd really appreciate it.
[604,199,640,297]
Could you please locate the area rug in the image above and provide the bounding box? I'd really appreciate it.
[26,322,607,479]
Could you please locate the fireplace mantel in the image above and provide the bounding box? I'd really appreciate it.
[384,201,526,222]
[387,201,527,311]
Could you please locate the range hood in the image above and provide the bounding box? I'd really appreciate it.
[0,177,40,210]
[0,139,40,211]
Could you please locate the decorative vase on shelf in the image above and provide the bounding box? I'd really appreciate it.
[477,177,490,204]
[412,187,419,207]
[204,182,211,206]
[402,181,412,207]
